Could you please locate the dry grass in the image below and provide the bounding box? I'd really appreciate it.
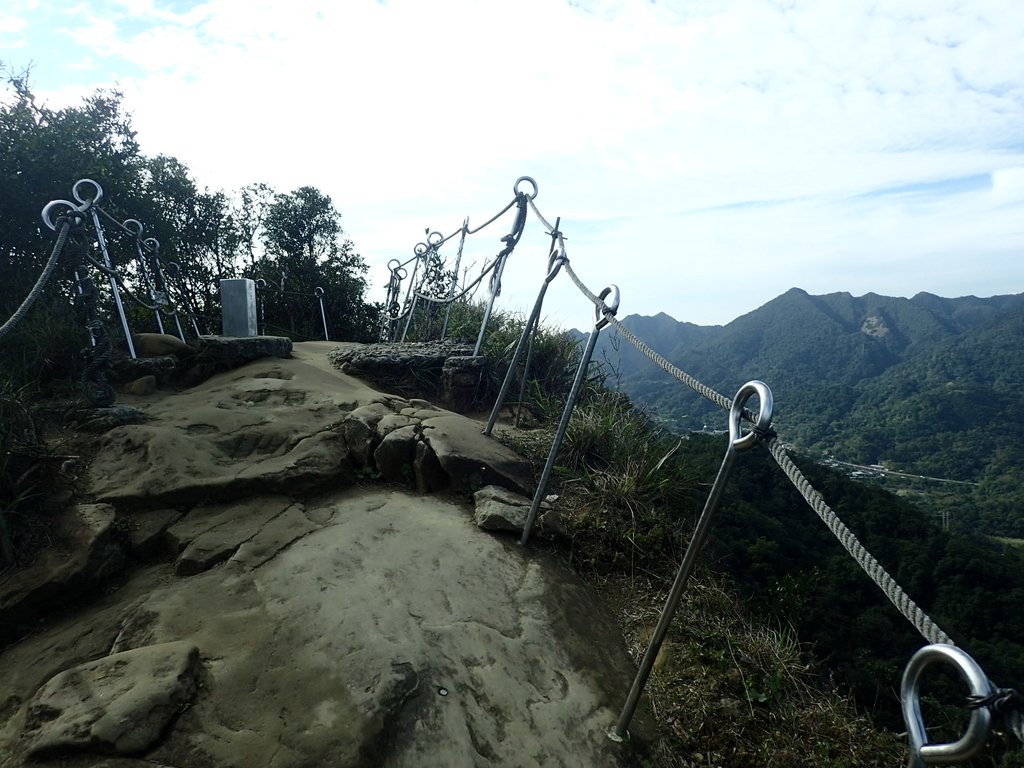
[596,573,906,767]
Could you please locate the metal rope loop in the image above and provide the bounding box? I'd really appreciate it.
[427,230,444,247]
[593,285,620,329]
[124,218,144,236]
[42,200,83,231]
[545,247,567,283]
[514,176,538,200]
[902,645,994,766]
[72,178,104,206]
[729,381,773,451]
[143,237,160,253]
[387,258,402,271]
[256,278,267,290]
[313,286,325,298]
[414,242,428,256]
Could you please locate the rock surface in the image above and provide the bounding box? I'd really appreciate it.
[23,641,199,757]
[473,484,561,535]
[0,503,128,642]
[328,340,475,405]
[195,334,292,367]
[0,341,651,767]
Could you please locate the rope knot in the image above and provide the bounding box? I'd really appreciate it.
[56,211,87,233]
[967,687,1023,715]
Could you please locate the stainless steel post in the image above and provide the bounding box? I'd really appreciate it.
[315,286,329,340]
[484,248,566,435]
[610,380,773,742]
[520,285,620,546]
[73,180,136,359]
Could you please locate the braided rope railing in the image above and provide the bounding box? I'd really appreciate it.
[764,437,952,645]
[385,179,537,345]
[559,255,951,642]
[0,221,72,343]
[521,194,1024,757]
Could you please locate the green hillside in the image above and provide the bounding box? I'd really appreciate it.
[597,289,1024,536]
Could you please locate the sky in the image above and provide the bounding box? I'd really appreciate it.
[2,0,1023,328]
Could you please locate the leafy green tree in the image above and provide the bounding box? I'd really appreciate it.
[0,68,152,383]
[255,186,379,341]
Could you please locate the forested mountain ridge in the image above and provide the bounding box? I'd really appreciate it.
[590,288,1024,535]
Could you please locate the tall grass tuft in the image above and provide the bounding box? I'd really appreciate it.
[555,390,700,574]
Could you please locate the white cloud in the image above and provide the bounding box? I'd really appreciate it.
[11,0,1024,325]
[991,167,1024,204]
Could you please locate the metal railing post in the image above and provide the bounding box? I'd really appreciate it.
[520,285,620,546]
[315,286,329,340]
[73,180,136,358]
[484,247,566,435]
[610,381,773,742]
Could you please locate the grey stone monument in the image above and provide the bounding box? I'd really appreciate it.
[220,278,257,337]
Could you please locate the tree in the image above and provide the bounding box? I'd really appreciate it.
[255,186,379,341]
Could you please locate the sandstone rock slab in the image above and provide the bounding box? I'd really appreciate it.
[23,641,199,757]
[88,354,375,507]
[167,496,294,576]
[473,484,564,536]
[421,414,534,496]
[196,335,292,366]
[0,504,128,642]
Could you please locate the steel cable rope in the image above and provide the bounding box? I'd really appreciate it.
[84,244,196,331]
[388,193,523,337]
[763,436,952,645]
[91,210,194,323]
[411,257,499,306]
[257,285,323,299]
[97,204,207,335]
[554,240,1024,749]
[558,256,950,641]
[392,253,499,324]
[158,260,204,335]
[79,252,168,313]
[96,205,178,320]
[466,197,518,235]
[0,221,73,343]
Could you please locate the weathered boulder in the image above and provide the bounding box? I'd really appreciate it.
[121,374,157,396]
[88,356,372,507]
[376,412,415,437]
[166,496,294,576]
[0,491,649,767]
[342,402,392,466]
[128,508,182,559]
[413,441,448,493]
[373,425,420,484]
[73,404,146,433]
[196,334,292,367]
[110,355,177,384]
[22,641,199,757]
[0,343,656,767]
[131,333,193,358]
[229,502,322,571]
[473,484,564,536]
[421,414,534,495]
[0,504,128,642]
